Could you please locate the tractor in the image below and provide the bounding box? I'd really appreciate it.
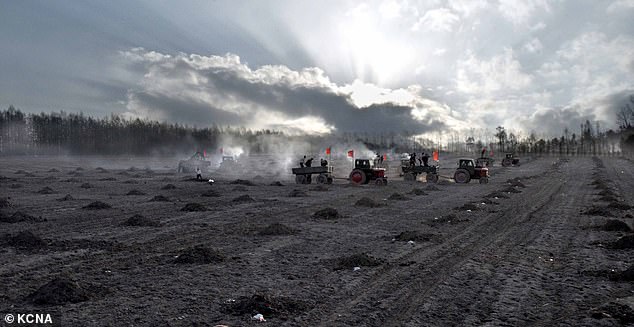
[349,159,387,185]
[178,151,211,173]
[401,165,439,183]
[453,158,489,184]
[501,153,520,167]
[291,165,333,184]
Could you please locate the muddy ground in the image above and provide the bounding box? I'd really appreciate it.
[0,155,633,326]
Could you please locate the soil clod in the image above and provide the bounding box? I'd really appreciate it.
[230,179,255,186]
[80,183,92,189]
[288,189,308,197]
[27,276,91,305]
[180,203,209,212]
[309,185,329,192]
[225,293,308,318]
[56,194,75,201]
[259,223,297,236]
[455,203,480,211]
[122,214,162,227]
[36,186,55,194]
[161,184,177,190]
[270,181,284,186]
[355,197,384,208]
[232,195,255,203]
[602,219,631,232]
[409,188,427,196]
[6,231,47,249]
[425,185,440,191]
[388,193,410,201]
[82,201,112,210]
[126,189,146,196]
[583,206,615,217]
[149,195,170,202]
[173,246,224,264]
[313,207,340,220]
[334,253,382,270]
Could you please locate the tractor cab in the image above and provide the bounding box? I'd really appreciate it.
[221,156,235,163]
[355,159,373,169]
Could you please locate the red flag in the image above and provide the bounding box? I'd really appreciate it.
[326,147,331,155]
[432,150,439,161]
[383,154,387,161]
[203,150,207,157]
[347,150,354,158]
[490,149,494,157]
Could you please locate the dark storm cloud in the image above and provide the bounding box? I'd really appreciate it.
[123,50,452,134]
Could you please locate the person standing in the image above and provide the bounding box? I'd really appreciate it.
[422,152,430,167]
[300,155,306,168]
[196,167,202,181]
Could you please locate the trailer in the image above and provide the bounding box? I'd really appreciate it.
[291,166,333,184]
[401,165,439,183]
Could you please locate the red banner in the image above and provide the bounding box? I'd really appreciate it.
[432,150,439,161]
[383,154,387,161]
[326,147,331,155]
[347,150,354,158]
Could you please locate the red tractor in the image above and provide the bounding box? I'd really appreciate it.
[349,159,387,185]
[454,158,489,184]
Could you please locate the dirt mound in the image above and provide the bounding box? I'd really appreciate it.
[98,177,117,181]
[180,203,209,212]
[149,195,170,202]
[455,203,480,211]
[232,195,255,203]
[388,193,410,201]
[127,166,138,172]
[619,265,634,281]
[288,189,308,197]
[80,183,92,189]
[591,302,634,324]
[409,188,427,196]
[608,235,634,249]
[583,206,615,217]
[506,178,526,188]
[394,231,433,242]
[117,171,130,176]
[313,208,340,220]
[334,253,382,270]
[82,201,112,210]
[0,197,12,208]
[309,185,329,192]
[67,171,82,176]
[259,223,297,236]
[6,231,47,249]
[36,186,56,194]
[431,213,470,224]
[15,169,28,174]
[48,168,60,173]
[95,167,108,173]
[9,183,22,189]
[602,219,632,232]
[355,197,384,208]
[607,202,632,210]
[425,185,440,191]
[270,181,284,186]
[161,184,177,190]
[599,195,620,202]
[230,179,255,186]
[598,189,617,197]
[436,179,451,185]
[122,214,161,227]
[173,246,224,264]
[500,186,522,194]
[56,194,74,201]
[27,276,91,305]
[201,189,221,197]
[126,189,146,196]
[0,211,45,223]
[225,293,308,318]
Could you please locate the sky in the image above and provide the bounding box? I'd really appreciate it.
[1,0,633,137]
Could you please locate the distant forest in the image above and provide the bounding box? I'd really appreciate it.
[1,104,633,157]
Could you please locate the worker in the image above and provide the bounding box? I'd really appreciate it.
[320,158,328,167]
[418,154,423,166]
[306,157,314,167]
[196,167,202,181]
[300,155,306,168]
[481,148,486,158]
[409,153,416,167]
[422,152,430,167]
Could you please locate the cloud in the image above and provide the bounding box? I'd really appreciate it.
[456,48,533,95]
[412,8,460,32]
[523,38,543,53]
[497,0,550,25]
[121,48,460,135]
[606,0,634,13]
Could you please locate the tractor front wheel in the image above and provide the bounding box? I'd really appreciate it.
[454,169,471,184]
[317,174,327,184]
[501,159,511,167]
[479,177,489,184]
[295,175,306,184]
[349,169,367,185]
[375,178,387,186]
[426,173,439,183]
[404,172,416,182]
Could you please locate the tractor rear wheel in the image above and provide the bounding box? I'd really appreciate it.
[404,172,416,181]
[501,159,511,167]
[349,169,366,185]
[454,169,470,184]
[479,177,489,184]
[295,175,306,184]
[306,175,312,184]
[327,177,333,184]
[317,174,327,184]
[426,173,439,183]
[375,178,387,186]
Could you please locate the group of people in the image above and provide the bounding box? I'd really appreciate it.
[299,155,328,168]
[409,152,430,167]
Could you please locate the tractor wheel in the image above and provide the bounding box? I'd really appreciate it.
[375,178,387,186]
[349,169,366,185]
[327,177,333,184]
[479,177,489,184]
[426,173,439,184]
[404,172,416,182]
[295,175,306,184]
[501,159,511,167]
[454,169,471,184]
[317,174,327,184]
[306,175,312,184]
[382,178,388,185]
